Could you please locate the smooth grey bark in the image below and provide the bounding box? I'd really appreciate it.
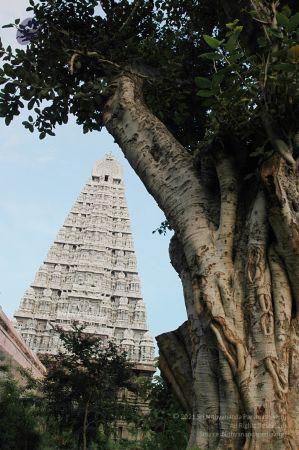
[103,73,299,449]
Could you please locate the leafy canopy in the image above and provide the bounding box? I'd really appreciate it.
[0,0,217,148]
[138,375,189,450]
[40,324,134,448]
[0,366,42,450]
[1,0,299,167]
[195,3,299,166]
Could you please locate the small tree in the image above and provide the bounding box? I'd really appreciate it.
[0,367,42,450]
[138,375,189,450]
[41,325,134,450]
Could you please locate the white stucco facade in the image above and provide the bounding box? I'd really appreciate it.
[14,154,155,368]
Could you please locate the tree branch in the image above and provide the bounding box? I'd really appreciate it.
[261,112,296,167]
[119,0,143,33]
[67,49,149,79]
[103,74,211,265]
[99,0,113,16]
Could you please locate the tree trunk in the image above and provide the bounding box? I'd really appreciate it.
[83,398,90,450]
[103,73,299,449]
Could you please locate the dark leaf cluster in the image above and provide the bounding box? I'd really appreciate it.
[0,0,220,148]
[40,324,134,448]
[195,2,299,173]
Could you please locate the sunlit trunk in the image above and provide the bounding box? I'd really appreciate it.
[103,74,299,449]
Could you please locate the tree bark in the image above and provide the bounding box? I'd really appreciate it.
[83,397,90,450]
[157,321,194,414]
[103,73,299,449]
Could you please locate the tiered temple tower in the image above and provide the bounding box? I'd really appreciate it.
[14,154,155,371]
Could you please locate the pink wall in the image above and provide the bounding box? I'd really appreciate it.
[0,306,46,378]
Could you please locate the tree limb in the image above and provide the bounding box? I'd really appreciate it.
[119,0,143,33]
[214,152,238,260]
[103,74,211,263]
[67,49,149,79]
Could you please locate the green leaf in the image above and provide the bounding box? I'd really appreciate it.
[269,29,283,39]
[225,19,240,30]
[2,24,14,29]
[40,89,49,97]
[227,51,244,63]
[224,34,239,52]
[276,12,289,28]
[211,73,225,93]
[5,116,12,126]
[196,90,214,97]
[194,76,211,89]
[287,12,299,32]
[5,83,16,93]
[28,98,35,110]
[203,35,224,49]
[282,5,292,18]
[39,132,46,140]
[200,98,217,108]
[272,49,288,59]
[273,62,296,71]
[14,19,20,25]
[3,63,12,75]
[28,115,33,123]
[199,52,223,61]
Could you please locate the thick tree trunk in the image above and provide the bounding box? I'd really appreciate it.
[103,73,299,449]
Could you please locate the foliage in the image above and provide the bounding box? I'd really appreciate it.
[1,0,299,158]
[136,375,189,450]
[1,0,298,165]
[0,0,219,148]
[39,324,135,450]
[90,374,189,450]
[152,220,171,236]
[195,3,299,169]
[0,368,43,450]
[0,338,187,450]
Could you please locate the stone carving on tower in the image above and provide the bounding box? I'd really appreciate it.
[14,154,155,369]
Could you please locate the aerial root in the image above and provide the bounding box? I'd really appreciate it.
[260,311,274,336]
[210,319,246,373]
[247,245,264,283]
[265,356,288,399]
[210,322,237,371]
[68,53,80,75]
[258,294,274,336]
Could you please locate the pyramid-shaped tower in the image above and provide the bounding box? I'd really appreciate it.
[14,154,155,370]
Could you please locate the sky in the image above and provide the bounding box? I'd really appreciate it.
[0,1,186,349]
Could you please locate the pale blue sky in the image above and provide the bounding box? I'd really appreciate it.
[0,1,186,344]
